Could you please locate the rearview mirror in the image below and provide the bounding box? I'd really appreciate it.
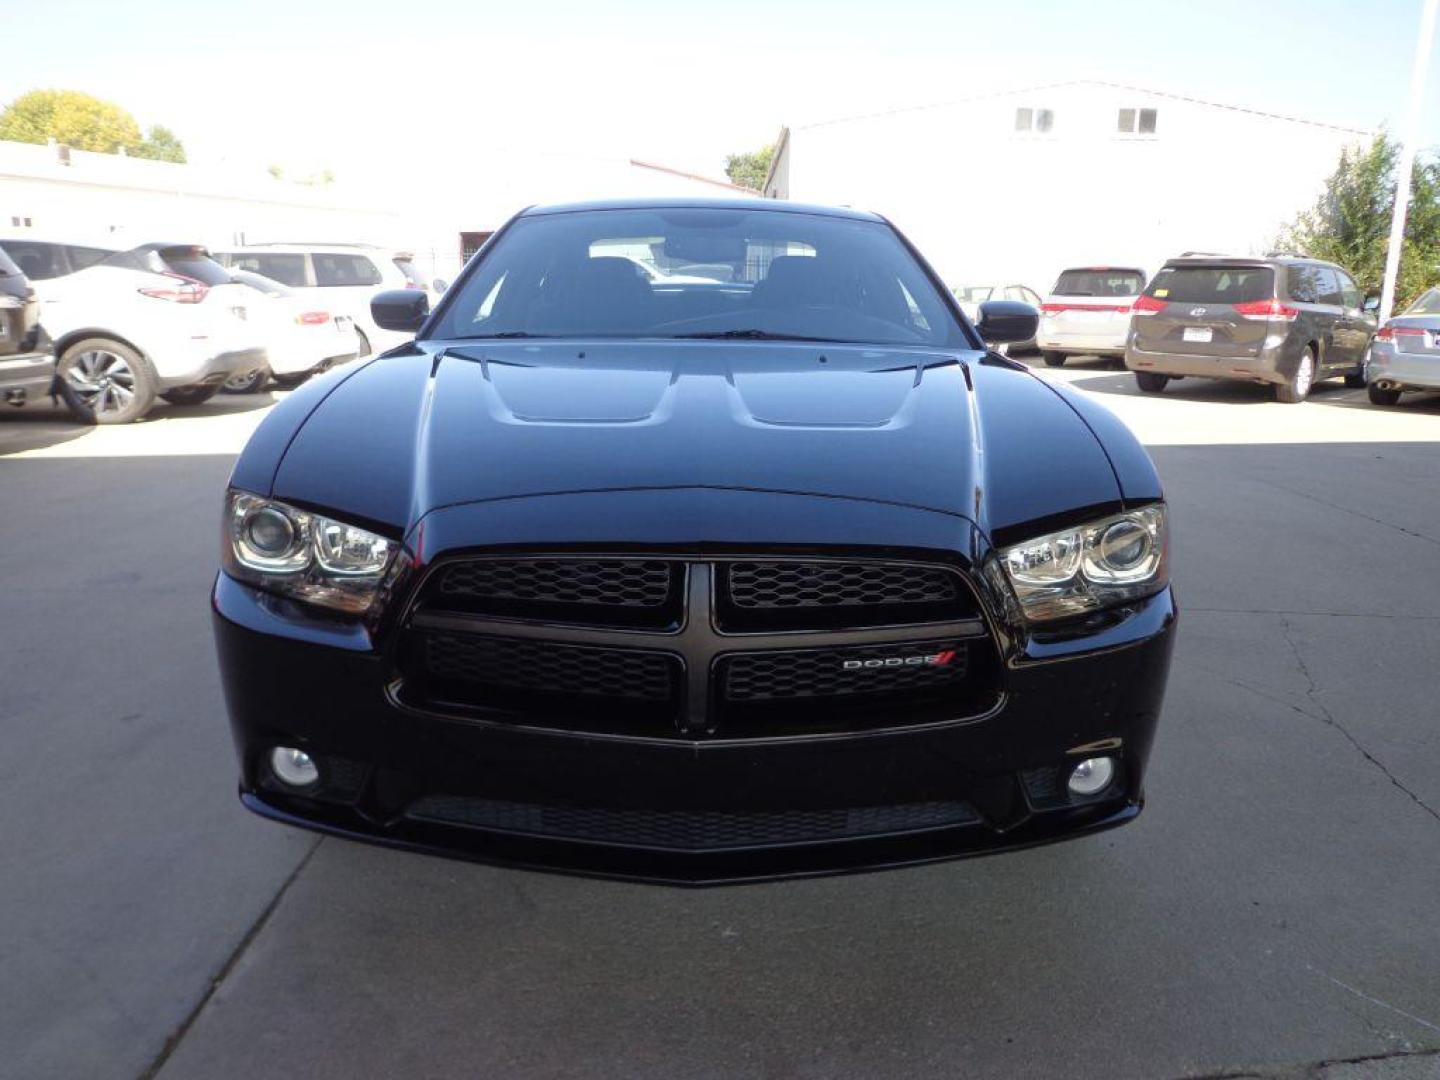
[1362,294,1381,313]
[976,299,1039,345]
[371,289,429,333]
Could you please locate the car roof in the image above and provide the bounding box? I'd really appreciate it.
[1161,253,1344,269]
[0,237,199,252]
[220,243,392,254]
[517,197,885,222]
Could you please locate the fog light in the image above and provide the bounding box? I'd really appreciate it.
[270,746,319,789]
[1067,755,1116,797]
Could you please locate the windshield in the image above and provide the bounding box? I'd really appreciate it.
[433,207,965,347]
[1404,287,1440,316]
[1053,267,1145,297]
[1146,265,1274,304]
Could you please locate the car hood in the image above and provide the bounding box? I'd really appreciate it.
[269,341,1126,544]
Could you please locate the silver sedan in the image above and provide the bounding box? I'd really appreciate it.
[1366,286,1440,405]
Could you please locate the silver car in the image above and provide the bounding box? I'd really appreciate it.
[1366,286,1440,405]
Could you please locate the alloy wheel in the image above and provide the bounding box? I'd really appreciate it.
[66,349,137,417]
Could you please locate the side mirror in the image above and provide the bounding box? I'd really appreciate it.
[371,289,429,333]
[1362,294,1381,313]
[432,278,449,294]
[976,299,1039,345]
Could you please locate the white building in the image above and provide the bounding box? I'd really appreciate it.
[763,80,1370,292]
[0,139,750,286]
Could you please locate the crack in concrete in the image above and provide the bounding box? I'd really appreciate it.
[1188,606,1440,621]
[1254,477,1440,550]
[1277,618,1440,828]
[1305,963,1440,1038]
[135,836,324,1080]
[1184,1046,1440,1079]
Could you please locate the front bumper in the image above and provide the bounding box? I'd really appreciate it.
[214,570,1177,885]
[1366,341,1440,391]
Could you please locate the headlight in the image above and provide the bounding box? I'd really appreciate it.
[223,490,397,614]
[998,504,1168,623]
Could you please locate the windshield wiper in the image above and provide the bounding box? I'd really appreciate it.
[668,329,845,342]
[453,331,554,339]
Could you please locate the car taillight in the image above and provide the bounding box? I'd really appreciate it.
[404,281,422,290]
[1132,295,1167,315]
[1375,326,1425,342]
[1233,299,1299,321]
[138,272,209,304]
[295,311,331,325]
[1041,302,1132,314]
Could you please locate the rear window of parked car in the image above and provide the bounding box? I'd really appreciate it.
[1052,268,1145,296]
[153,246,234,286]
[220,253,309,288]
[1405,287,1440,315]
[435,207,965,348]
[314,253,382,287]
[1146,265,1274,304]
[0,246,22,277]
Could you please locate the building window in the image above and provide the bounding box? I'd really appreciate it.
[1015,107,1054,133]
[1118,107,1158,134]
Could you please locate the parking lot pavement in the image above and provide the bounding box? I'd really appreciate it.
[3,360,1440,1080]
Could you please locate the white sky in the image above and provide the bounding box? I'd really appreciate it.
[4,0,1437,185]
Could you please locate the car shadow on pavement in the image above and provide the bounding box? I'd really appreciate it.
[0,405,93,455]
[0,391,280,457]
[154,392,280,419]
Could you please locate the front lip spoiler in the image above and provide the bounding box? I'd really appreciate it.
[241,789,1142,887]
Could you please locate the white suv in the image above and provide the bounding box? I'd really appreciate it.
[1037,265,1148,367]
[0,239,266,423]
[212,244,430,356]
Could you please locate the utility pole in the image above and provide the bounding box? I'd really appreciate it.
[1380,0,1440,324]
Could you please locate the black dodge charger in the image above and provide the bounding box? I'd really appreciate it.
[214,198,1176,884]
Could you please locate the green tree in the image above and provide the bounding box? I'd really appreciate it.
[1278,135,1440,310]
[725,143,775,191]
[0,89,141,152]
[131,124,186,163]
[0,89,186,163]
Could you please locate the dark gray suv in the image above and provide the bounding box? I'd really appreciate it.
[1125,255,1377,403]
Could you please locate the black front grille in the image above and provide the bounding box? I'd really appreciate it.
[399,556,998,741]
[718,560,971,630]
[424,559,682,628]
[721,640,970,701]
[423,632,676,702]
[406,794,980,851]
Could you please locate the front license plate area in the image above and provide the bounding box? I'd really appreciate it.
[1183,326,1213,343]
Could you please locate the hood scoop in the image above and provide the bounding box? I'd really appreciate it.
[481,355,676,424]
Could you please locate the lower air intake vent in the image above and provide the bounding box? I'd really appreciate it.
[406,795,981,851]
